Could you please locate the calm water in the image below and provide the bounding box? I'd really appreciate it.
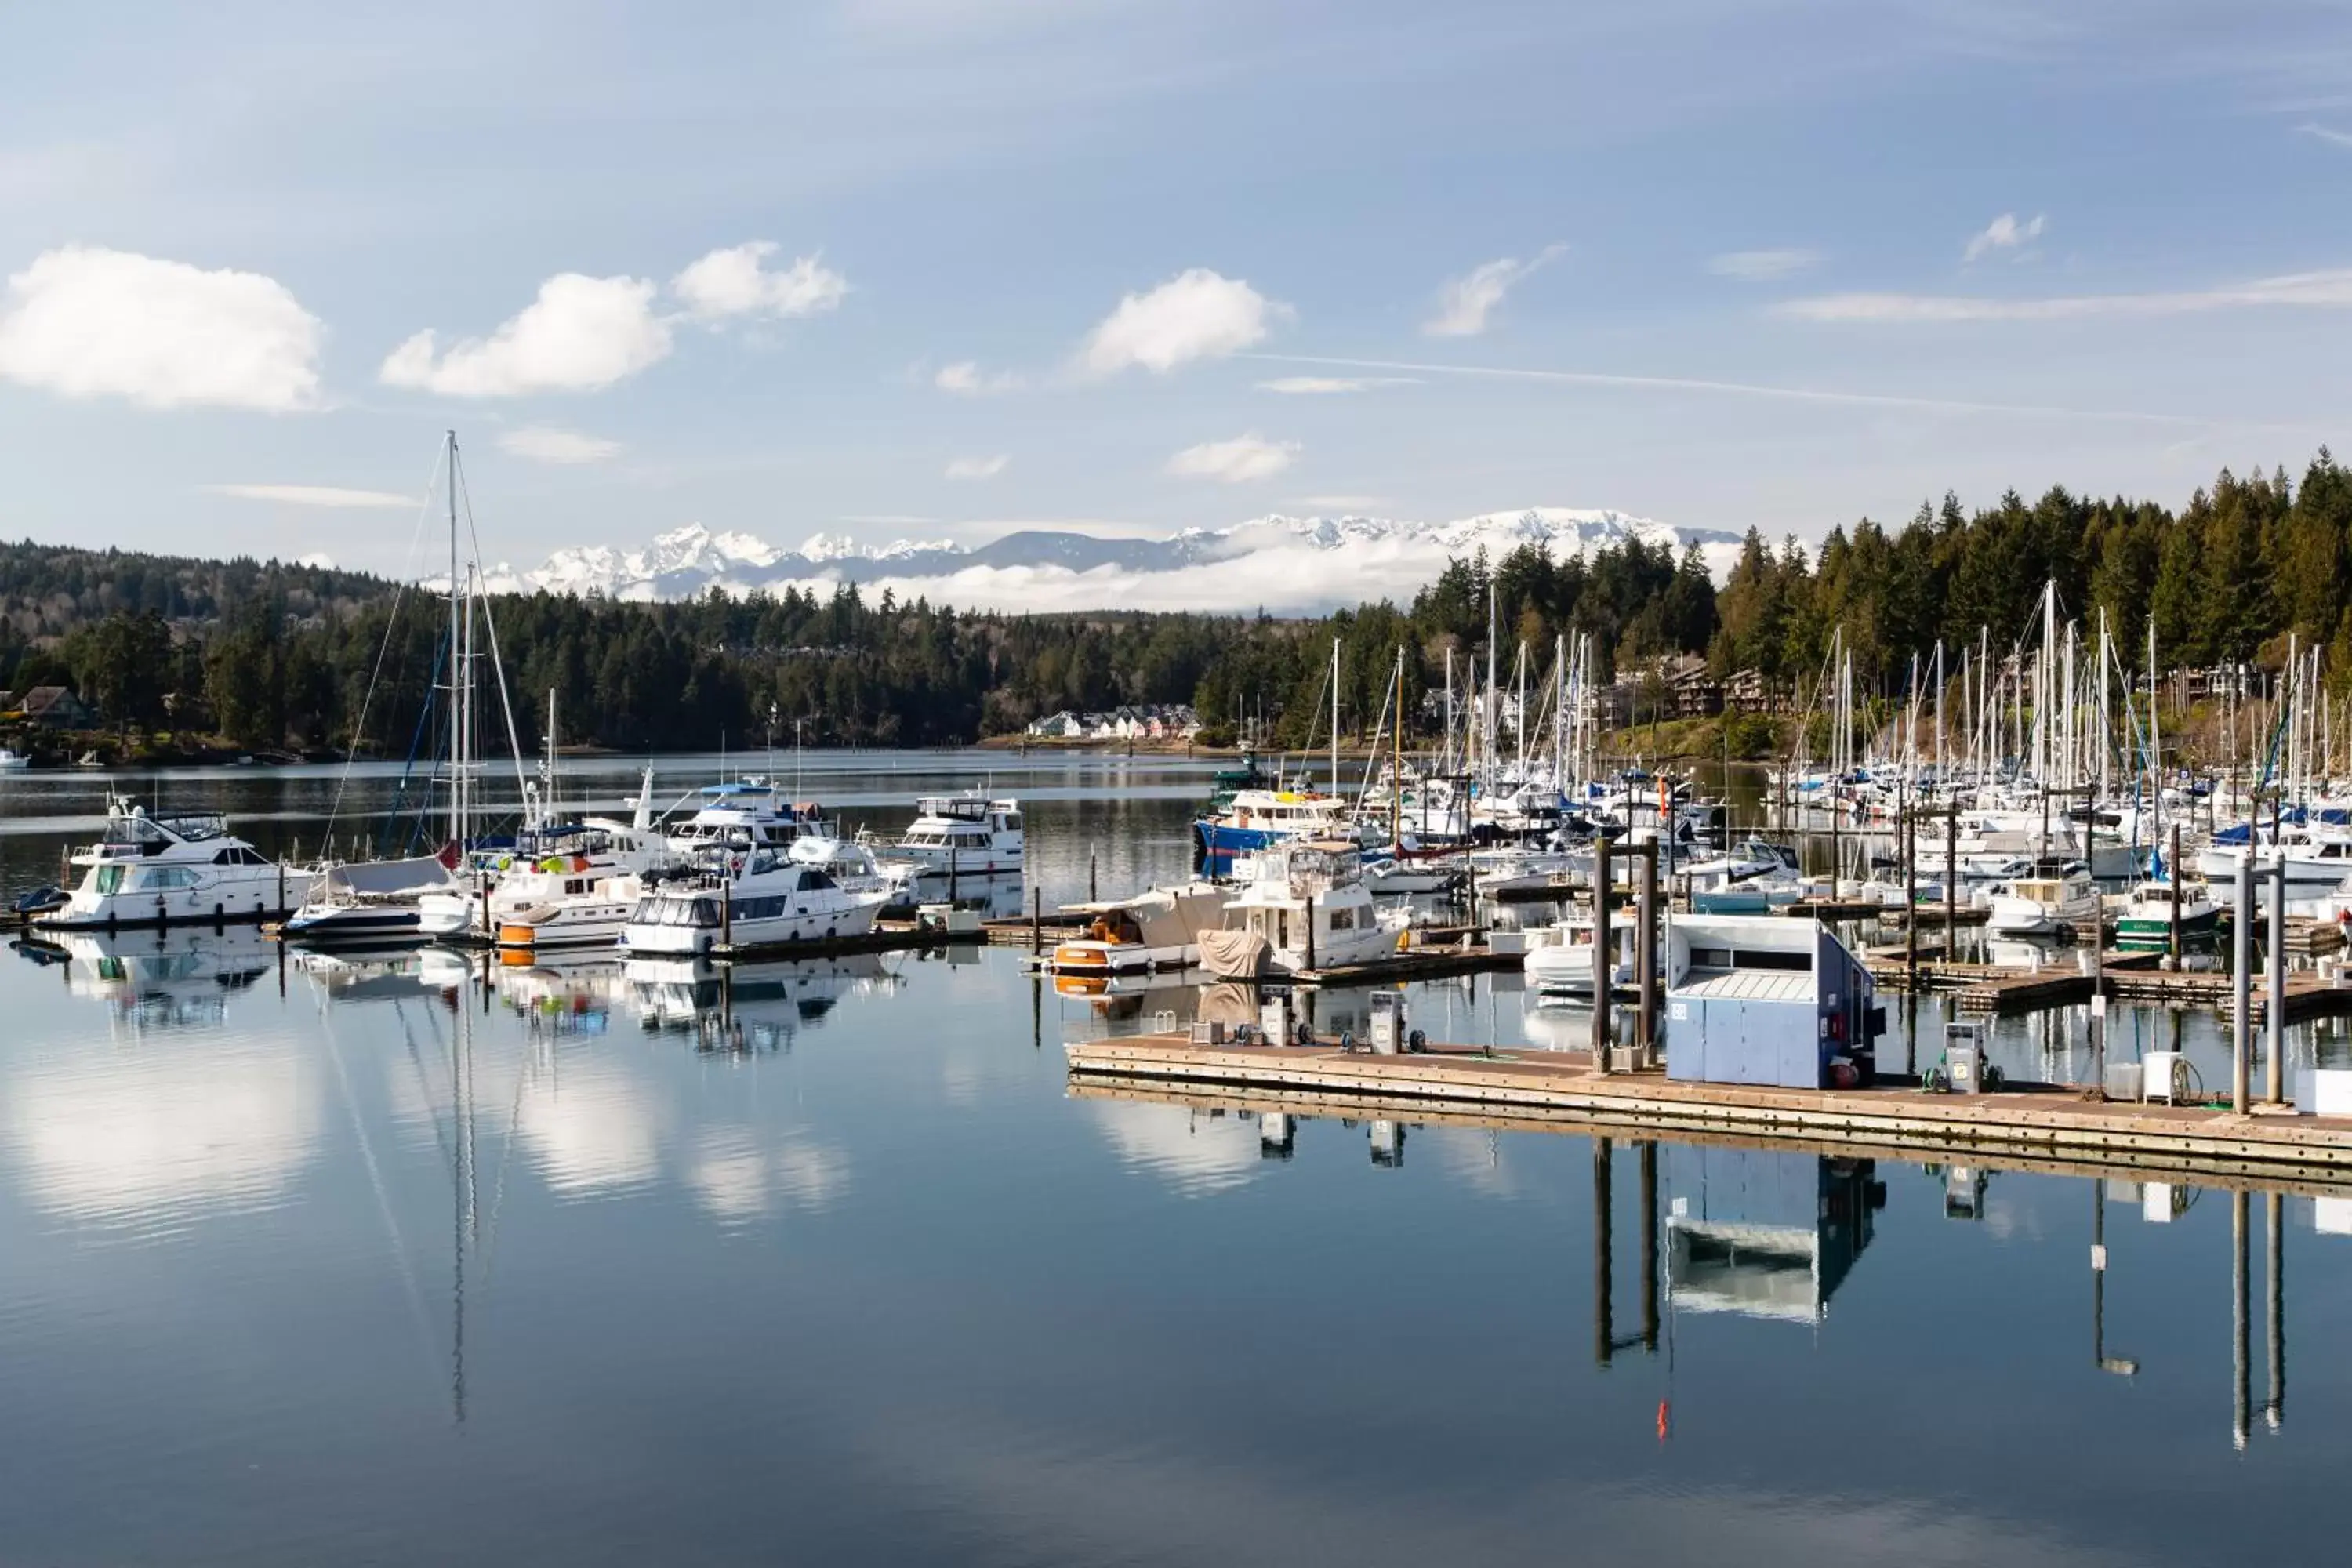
[1,757,2346,1565]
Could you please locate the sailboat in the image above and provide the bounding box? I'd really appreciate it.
[285,432,521,946]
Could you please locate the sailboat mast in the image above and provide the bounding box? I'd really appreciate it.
[1329,637,1340,796]
[445,430,462,851]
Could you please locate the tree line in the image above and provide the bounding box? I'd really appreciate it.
[5,451,2339,753]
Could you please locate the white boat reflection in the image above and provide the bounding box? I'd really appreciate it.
[26,925,277,1033]
[623,953,895,1050]
[289,941,474,1001]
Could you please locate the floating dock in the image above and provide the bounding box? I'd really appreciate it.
[1064,1032,2352,1178]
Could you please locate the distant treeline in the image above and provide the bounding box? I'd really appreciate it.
[3,452,2341,750]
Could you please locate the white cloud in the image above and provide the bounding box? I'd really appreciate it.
[499,426,622,465]
[935,359,1021,394]
[2301,123,2352,150]
[381,273,671,397]
[671,241,848,322]
[0,245,322,412]
[945,453,1009,480]
[1709,248,1821,281]
[1081,268,1287,376]
[206,483,413,509]
[1298,493,1388,510]
[1424,244,1567,337]
[1962,212,2045,263]
[1256,375,1416,394]
[1780,267,2352,323]
[1166,432,1298,484]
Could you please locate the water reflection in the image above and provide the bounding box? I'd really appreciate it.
[5,916,2350,1563]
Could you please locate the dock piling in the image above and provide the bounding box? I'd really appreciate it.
[2234,854,2254,1110]
[2169,823,2183,968]
[1635,841,1658,1062]
[1639,1141,1658,1354]
[1592,833,1613,1073]
[1030,887,1041,955]
[2269,846,2288,1105]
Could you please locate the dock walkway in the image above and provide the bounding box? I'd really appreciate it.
[1065,1032,2352,1178]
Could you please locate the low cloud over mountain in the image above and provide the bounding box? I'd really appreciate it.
[492,509,1745,615]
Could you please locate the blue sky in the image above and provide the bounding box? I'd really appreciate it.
[3,0,2351,581]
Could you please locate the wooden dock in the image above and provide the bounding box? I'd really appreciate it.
[1065,1032,2352,1177]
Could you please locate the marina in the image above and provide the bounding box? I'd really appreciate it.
[4,753,2351,1566]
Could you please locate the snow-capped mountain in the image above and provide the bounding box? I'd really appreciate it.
[499,509,1745,614]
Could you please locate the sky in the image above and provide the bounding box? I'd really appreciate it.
[4,0,2352,590]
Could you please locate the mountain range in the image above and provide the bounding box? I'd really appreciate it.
[489,509,1748,613]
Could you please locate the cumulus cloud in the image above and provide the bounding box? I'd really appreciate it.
[945,452,1009,480]
[1963,212,2045,263]
[1165,433,1298,484]
[1081,268,1287,376]
[381,273,671,397]
[1709,248,1821,281]
[0,245,322,411]
[206,483,413,509]
[672,241,848,322]
[1424,244,1567,337]
[499,426,621,464]
[934,359,1021,394]
[1257,375,1416,394]
[1780,267,2352,323]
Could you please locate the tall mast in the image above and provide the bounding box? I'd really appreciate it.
[445,430,462,850]
[1329,637,1340,796]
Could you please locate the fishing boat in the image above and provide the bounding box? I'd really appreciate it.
[1196,840,1405,978]
[619,848,891,956]
[1983,861,2101,938]
[1048,883,1229,976]
[887,793,1024,878]
[2114,878,2220,949]
[37,797,311,931]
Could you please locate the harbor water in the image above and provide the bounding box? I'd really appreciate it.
[0,755,2345,1565]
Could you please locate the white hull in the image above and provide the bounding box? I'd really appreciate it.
[622,890,886,956]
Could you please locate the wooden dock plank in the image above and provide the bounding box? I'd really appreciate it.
[1064,1033,2352,1174]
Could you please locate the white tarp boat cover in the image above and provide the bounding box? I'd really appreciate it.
[318,856,459,898]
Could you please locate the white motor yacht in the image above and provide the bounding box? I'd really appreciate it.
[1196,840,1405,978]
[887,793,1024,879]
[619,848,891,956]
[38,797,311,931]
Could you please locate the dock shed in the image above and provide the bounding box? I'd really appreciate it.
[1664,914,1882,1089]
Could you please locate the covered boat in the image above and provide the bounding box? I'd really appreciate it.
[1048,884,1230,976]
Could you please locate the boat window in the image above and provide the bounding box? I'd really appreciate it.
[96,865,125,895]
[1328,906,1357,931]
[691,898,721,927]
[797,869,836,892]
[1002,813,1022,832]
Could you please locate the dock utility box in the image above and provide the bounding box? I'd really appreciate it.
[1664,915,1882,1090]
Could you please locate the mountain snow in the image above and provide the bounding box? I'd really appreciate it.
[502,509,1746,612]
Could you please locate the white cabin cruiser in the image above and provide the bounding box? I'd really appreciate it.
[619,848,891,956]
[1984,862,2101,938]
[887,793,1024,878]
[38,797,311,931]
[1196,840,1405,978]
[662,781,833,860]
